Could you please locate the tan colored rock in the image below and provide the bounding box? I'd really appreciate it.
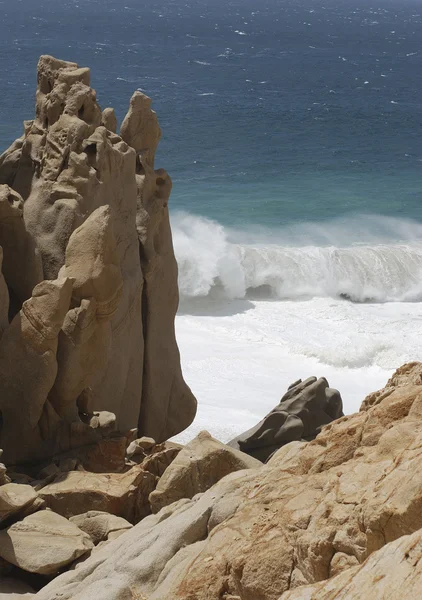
[0,55,197,468]
[279,528,422,600]
[101,107,117,133]
[34,471,252,600]
[32,364,422,600]
[19,115,144,433]
[0,278,73,465]
[361,361,422,411]
[149,430,262,513]
[141,443,182,478]
[0,510,93,575]
[135,158,197,441]
[121,90,196,442]
[0,484,38,523]
[50,205,123,424]
[120,91,161,168]
[69,511,132,545]
[38,464,156,523]
[0,271,115,466]
[0,215,126,467]
[127,436,156,457]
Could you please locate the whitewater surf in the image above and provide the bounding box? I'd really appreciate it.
[173,212,422,443]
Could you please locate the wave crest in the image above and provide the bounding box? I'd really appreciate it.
[171,212,422,303]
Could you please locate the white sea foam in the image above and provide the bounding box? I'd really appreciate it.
[175,294,420,442]
[172,211,422,303]
[172,212,422,443]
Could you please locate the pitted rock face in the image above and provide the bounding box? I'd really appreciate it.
[0,55,197,465]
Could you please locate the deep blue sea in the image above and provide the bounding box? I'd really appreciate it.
[2,0,422,227]
[1,0,422,436]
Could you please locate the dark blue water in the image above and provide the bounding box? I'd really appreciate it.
[1,0,422,227]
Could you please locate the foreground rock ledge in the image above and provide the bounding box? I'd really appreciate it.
[32,362,422,599]
[279,528,422,600]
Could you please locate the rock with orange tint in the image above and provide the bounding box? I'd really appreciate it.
[279,528,422,600]
[34,364,422,600]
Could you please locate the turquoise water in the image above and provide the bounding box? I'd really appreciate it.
[2,0,422,228]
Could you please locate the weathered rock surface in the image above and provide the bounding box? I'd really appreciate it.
[149,430,262,513]
[0,277,75,465]
[279,528,422,600]
[69,511,132,545]
[50,205,122,425]
[33,471,254,600]
[0,510,93,575]
[361,360,422,411]
[127,436,156,457]
[140,442,182,478]
[38,465,156,523]
[33,364,422,599]
[0,55,196,467]
[0,484,38,523]
[125,90,197,443]
[229,376,344,462]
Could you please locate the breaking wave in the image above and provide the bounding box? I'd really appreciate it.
[172,212,422,303]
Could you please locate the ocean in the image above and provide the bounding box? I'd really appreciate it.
[1,0,422,441]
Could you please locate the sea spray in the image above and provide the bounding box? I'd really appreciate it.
[172,211,422,303]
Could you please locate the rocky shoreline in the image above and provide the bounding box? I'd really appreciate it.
[0,57,421,599]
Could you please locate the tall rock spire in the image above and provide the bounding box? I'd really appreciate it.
[0,55,196,465]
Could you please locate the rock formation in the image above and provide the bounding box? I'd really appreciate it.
[229,376,344,462]
[38,464,156,523]
[30,363,422,600]
[0,55,196,466]
[149,430,262,513]
[0,55,421,600]
[69,511,132,545]
[0,483,39,524]
[122,91,196,442]
[0,510,93,575]
[279,528,422,599]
